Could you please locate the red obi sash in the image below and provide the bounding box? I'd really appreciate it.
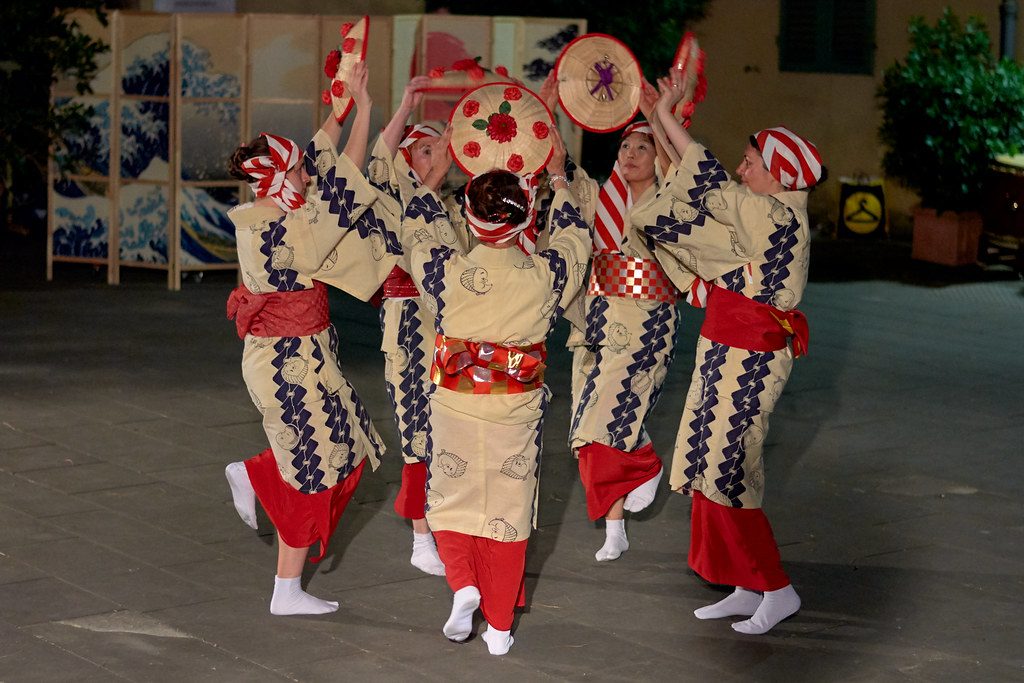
[226,281,330,339]
[382,265,419,299]
[586,251,679,304]
[701,286,809,358]
[430,334,546,394]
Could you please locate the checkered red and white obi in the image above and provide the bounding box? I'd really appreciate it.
[586,251,679,304]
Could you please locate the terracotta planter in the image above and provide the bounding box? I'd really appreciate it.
[911,207,983,266]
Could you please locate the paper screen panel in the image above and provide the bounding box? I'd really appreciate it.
[179,185,239,266]
[52,179,110,259]
[119,183,169,264]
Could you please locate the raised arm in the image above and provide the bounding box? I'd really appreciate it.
[638,78,677,173]
[340,61,372,168]
[540,129,592,306]
[655,71,695,161]
[381,75,431,156]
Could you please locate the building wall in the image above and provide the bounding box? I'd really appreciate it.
[690,0,1014,234]
[139,0,425,13]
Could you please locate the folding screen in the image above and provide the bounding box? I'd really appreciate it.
[49,11,584,289]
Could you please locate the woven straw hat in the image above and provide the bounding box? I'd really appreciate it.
[671,31,708,125]
[422,58,511,96]
[555,33,641,133]
[449,82,555,177]
[323,17,369,122]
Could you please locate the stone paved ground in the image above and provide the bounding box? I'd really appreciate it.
[1,236,1023,681]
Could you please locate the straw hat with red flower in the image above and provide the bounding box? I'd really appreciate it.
[320,17,369,122]
[448,82,555,178]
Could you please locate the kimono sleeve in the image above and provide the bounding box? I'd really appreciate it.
[535,189,593,319]
[302,129,381,235]
[298,130,404,301]
[403,188,460,328]
[554,165,599,333]
[631,143,752,281]
[365,134,406,207]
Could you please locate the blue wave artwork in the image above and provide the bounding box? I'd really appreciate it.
[119,184,168,264]
[122,38,170,97]
[51,31,245,266]
[54,97,110,177]
[121,101,169,180]
[181,41,241,98]
[52,179,109,259]
[180,186,238,266]
[523,23,579,81]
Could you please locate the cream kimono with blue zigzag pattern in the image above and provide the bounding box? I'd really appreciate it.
[229,130,401,492]
[631,142,810,509]
[364,136,476,466]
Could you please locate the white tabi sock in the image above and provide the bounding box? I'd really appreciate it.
[443,585,480,642]
[623,466,663,513]
[481,625,514,656]
[694,587,763,619]
[224,461,257,530]
[732,584,801,634]
[595,518,629,562]
[411,531,446,576]
[269,576,339,616]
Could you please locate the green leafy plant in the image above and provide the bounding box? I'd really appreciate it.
[878,8,1024,213]
[0,2,108,200]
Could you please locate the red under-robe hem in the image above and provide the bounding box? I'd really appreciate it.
[688,491,790,592]
[244,448,365,563]
[393,461,428,520]
[577,442,662,520]
[433,530,527,631]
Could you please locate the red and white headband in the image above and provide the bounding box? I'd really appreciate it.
[398,124,441,178]
[754,126,823,190]
[464,173,539,253]
[621,121,653,138]
[240,133,306,211]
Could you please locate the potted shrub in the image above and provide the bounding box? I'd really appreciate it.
[878,9,1024,265]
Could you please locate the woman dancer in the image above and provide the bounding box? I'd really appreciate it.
[402,126,591,654]
[223,62,397,615]
[566,82,700,561]
[363,75,480,576]
[631,70,822,634]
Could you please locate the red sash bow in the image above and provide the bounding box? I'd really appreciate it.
[430,334,546,394]
[226,281,330,339]
[700,286,809,358]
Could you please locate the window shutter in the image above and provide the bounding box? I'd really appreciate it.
[780,0,875,74]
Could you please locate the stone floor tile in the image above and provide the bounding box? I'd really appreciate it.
[0,578,120,627]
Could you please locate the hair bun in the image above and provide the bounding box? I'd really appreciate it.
[228,144,255,182]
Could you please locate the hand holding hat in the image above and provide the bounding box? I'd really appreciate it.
[345,61,371,111]
[670,32,707,127]
[321,17,369,122]
[655,71,687,113]
[538,72,560,115]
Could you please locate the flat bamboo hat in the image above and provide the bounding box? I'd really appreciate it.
[555,33,641,133]
[449,82,554,178]
[321,17,369,122]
